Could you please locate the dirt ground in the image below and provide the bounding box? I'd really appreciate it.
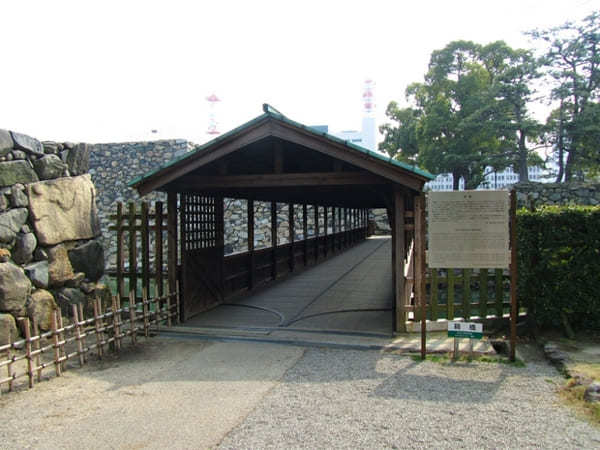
[0,336,304,450]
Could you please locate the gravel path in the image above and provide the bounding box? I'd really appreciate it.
[219,347,600,449]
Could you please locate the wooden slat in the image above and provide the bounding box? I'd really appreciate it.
[128,203,137,301]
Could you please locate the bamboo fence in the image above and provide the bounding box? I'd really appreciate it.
[0,285,179,394]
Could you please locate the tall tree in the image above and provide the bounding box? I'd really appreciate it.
[529,11,600,182]
[378,102,420,162]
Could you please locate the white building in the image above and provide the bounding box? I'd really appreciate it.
[425,165,550,191]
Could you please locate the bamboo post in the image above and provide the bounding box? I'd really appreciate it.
[116,295,123,350]
[6,334,14,391]
[57,313,66,371]
[111,295,121,352]
[32,317,42,382]
[93,297,103,358]
[129,290,137,345]
[51,310,61,377]
[23,318,33,388]
[142,287,149,338]
[72,305,85,366]
[78,303,87,363]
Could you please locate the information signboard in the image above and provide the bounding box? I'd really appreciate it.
[427,191,510,269]
[447,321,483,339]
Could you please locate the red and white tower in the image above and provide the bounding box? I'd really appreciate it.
[206,93,221,136]
[361,79,376,151]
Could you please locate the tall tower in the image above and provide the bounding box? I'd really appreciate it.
[361,79,376,151]
[206,93,221,136]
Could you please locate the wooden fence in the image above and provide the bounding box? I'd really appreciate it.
[0,287,179,394]
[414,268,510,322]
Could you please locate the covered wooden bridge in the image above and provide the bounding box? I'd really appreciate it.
[129,105,434,333]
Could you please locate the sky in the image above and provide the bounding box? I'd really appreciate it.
[1,0,599,145]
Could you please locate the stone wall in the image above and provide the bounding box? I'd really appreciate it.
[514,182,600,209]
[0,129,107,345]
[89,139,195,260]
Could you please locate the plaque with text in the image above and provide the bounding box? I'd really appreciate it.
[427,191,510,268]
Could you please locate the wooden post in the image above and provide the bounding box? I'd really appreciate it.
[141,202,150,298]
[57,313,65,371]
[167,192,178,320]
[116,202,125,301]
[271,201,277,280]
[112,295,121,351]
[314,205,319,262]
[6,334,14,390]
[323,206,328,257]
[78,303,87,363]
[128,202,137,303]
[303,204,308,265]
[509,189,518,362]
[415,195,427,359]
[248,198,255,289]
[142,287,149,338]
[288,203,295,272]
[394,190,406,332]
[51,310,61,377]
[155,201,164,299]
[331,207,336,253]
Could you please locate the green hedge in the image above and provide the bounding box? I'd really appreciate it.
[517,206,600,332]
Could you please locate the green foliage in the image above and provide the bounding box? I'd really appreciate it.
[517,206,600,331]
[378,102,421,162]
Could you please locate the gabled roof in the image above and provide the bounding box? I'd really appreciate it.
[129,104,434,195]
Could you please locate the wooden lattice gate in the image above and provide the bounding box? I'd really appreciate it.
[180,193,225,320]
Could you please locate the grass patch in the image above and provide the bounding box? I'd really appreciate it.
[559,384,600,426]
[409,353,525,367]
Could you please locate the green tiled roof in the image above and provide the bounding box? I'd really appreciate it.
[128,105,434,188]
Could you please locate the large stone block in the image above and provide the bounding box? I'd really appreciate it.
[24,261,49,288]
[33,154,67,180]
[12,232,37,265]
[0,313,18,345]
[47,244,75,287]
[0,161,39,187]
[0,129,13,156]
[27,289,57,331]
[65,143,90,176]
[10,131,43,156]
[0,208,28,245]
[68,239,104,282]
[26,174,101,245]
[0,261,32,315]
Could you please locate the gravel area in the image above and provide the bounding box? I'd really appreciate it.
[219,347,600,449]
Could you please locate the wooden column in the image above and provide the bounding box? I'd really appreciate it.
[323,206,328,257]
[215,195,225,301]
[248,198,255,290]
[314,205,319,262]
[271,201,277,280]
[415,194,427,359]
[331,207,336,253]
[394,190,406,332]
[155,201,164,298]
[302,204,308,266]
[509,190,518,362]
[167,192,178,320]
[289,203,295,272]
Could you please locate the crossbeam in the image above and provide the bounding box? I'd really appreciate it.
[178,171,388,188]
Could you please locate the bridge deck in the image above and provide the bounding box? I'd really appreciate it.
[184,237,393,334]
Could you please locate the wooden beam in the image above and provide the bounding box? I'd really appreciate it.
[177,171,388,189]
[415,195,427,359]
